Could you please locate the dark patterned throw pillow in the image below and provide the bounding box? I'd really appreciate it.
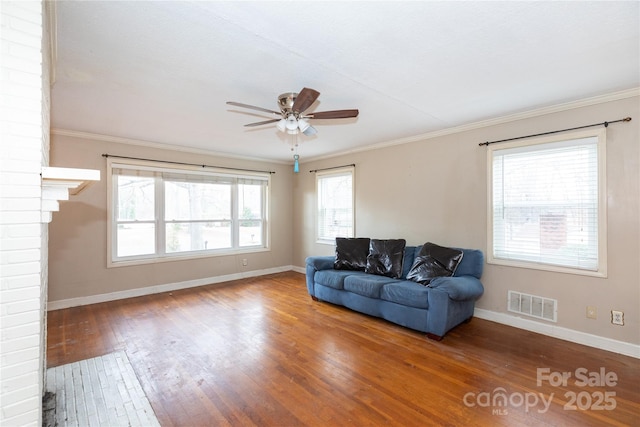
[334,237,371,271]
[406,242,463,285]
[365,239,406,278]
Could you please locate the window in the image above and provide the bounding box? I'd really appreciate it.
[316,167,354,243]
[488,129,606,276]
[108,160,269,266]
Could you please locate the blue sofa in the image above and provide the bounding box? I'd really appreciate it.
[305,245,484,340]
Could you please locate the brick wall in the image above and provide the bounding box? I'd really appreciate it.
[0,1,49,425]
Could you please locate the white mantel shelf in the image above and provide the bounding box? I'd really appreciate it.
[41,166,100,223]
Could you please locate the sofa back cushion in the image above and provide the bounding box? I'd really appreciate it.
[401,246,418,279]
[454,248,484,279]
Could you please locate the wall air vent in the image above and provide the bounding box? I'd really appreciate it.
[508,291,557,322]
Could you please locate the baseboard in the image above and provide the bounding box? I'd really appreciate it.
[47,265,295,311]
[291,265,305,274]
[474,308,640,359]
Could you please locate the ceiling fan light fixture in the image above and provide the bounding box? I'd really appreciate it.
[227,88,358,153]
[302,124,317,136]
[285,115,298,131]
[297,118,310,132]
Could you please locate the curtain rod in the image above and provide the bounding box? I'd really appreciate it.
[309,164,356,173]
[102,154,276,174]
[479,117,632,147]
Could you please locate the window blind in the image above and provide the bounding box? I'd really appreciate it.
[317,169,354,241]
[492,136,599,271]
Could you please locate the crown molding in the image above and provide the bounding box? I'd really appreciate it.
[50,128,290,165]
[52,88,638,166]
[304,87,640,163]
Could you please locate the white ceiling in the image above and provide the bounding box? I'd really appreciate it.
[51,1,640,163]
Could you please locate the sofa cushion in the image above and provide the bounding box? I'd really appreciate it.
[343,274,396,298]
[454,248,484,279]
[380,280,430,309]
[365,239,406,278]
[401,246,418,279]
[407,242,464,285]
[315,270,360,290]
[334,237,371,271]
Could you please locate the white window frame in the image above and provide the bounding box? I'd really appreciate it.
[316,166,355,244]
[107,158,270,267]
[486,128,607,277]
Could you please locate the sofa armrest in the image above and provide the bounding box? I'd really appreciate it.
[305,256,335,298]
[428,275,484,301]
[305,256,335,271]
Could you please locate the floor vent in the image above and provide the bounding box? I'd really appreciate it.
[508,291,557,322]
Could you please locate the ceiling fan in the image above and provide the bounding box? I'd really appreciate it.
[226,87,359,136]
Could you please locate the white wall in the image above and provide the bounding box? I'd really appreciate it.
[294,94,640,352]
[0,1,50,425]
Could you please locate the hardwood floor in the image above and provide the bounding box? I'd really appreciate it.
[47,272,639,426]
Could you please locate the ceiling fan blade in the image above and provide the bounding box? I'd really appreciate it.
[244,118,280,127]
[292,87,320,114]
[226,101,281,116]
[307,109,359,119]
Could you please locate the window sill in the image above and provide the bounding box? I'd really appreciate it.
[108,247,270,268]
[316,239,336,246]
[487,256,607,278]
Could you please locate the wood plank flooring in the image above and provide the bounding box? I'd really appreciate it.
[47,272,640,426]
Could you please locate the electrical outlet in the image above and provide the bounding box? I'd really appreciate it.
[242,258,248,266]
[611,310,624,326]
[586,306,597,319]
